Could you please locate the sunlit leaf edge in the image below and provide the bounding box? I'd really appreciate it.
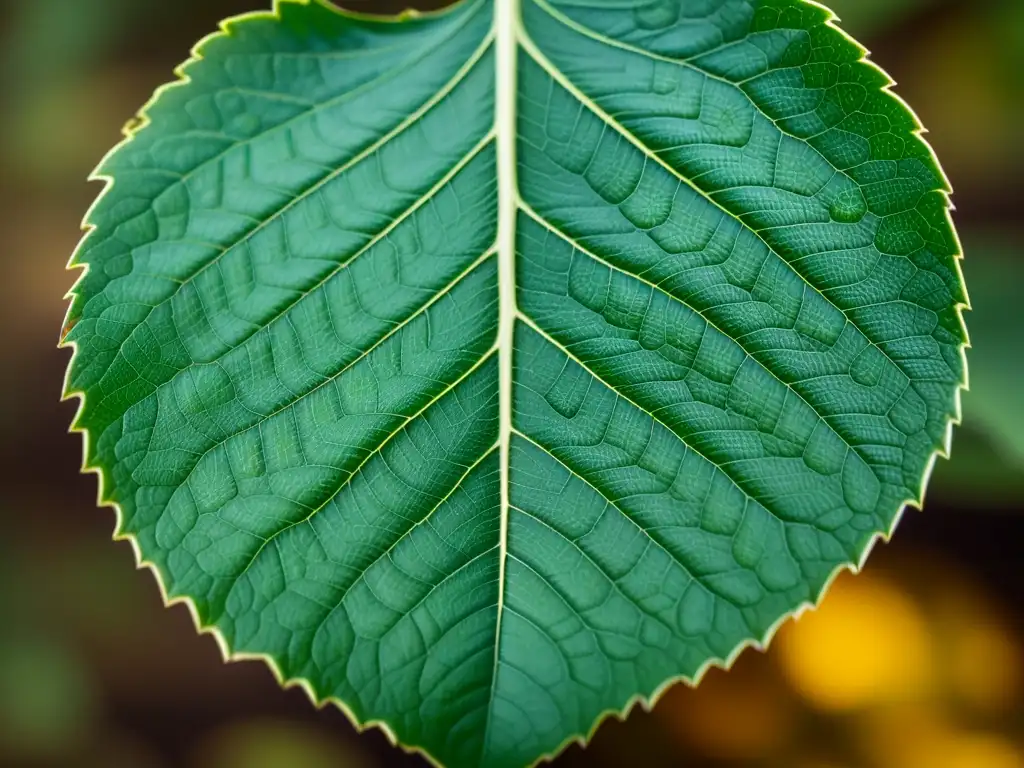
[58,0,971,765]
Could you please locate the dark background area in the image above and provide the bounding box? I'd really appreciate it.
[1,1,1021,766]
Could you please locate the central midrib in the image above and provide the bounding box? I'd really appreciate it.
[486,0,519,756]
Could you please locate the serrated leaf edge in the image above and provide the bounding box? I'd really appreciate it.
[58,1,971,767]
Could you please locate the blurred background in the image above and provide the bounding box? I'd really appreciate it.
[0,0,1021,766]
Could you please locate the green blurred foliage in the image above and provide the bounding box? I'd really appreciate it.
[929,230,1024,501]
[193,721,373,768]
[824,0,930,35]
[0,636,96,762]
[958,235,1024,467]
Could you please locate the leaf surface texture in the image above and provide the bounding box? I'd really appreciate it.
[62,1,967,765]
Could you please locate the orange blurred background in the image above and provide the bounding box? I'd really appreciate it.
[1,1,1021,766]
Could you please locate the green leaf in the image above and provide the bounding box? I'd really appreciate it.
[61,1,968,766]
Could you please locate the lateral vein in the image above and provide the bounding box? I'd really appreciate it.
[515,23,911,384]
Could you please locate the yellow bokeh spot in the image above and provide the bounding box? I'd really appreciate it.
[776,571,933,711]
[657,664,795,761]
[937,585,1023,713]
[858,706,1023,768]
[925,734,1024,768]
[950,622,1022,713]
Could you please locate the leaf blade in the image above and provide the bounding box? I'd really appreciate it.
[62,1,968,767]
